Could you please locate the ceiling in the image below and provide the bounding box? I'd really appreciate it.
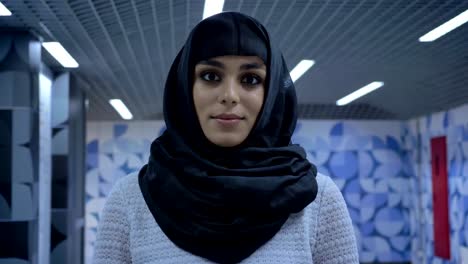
[1,0,467,120]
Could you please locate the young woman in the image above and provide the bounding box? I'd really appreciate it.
[93,12,358,264]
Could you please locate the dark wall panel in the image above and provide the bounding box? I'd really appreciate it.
[0,32,42,264]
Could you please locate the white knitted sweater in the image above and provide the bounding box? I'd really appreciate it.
[93,172,359,263]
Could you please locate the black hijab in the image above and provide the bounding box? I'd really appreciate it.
[138,12,318,263]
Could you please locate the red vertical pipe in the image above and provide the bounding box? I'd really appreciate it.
[430,136,451,259]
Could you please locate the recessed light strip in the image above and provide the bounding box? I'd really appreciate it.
[419,9,468,42]
[0,2,12,16]
[290,60,315,83]
[109,99,133,120]
[203,0,224,19]
[336,81,384,106]
[42,42,79,68]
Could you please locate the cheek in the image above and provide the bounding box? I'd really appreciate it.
[193,84,206,113]
[246,89,265,115]
[193,83,216,119]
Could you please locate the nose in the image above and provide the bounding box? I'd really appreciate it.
[218,78,240,106]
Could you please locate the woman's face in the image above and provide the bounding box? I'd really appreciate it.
[193,55,266,147]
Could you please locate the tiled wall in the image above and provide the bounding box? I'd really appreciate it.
[85,119,414,263]
[84,103,468,263]
[0,31,88,264]
[408,103,468,264]
[85,122,166,264]
[0,32,44,264]
[50,72,87,264]
[292,121,413,262]
[50,73,70,264]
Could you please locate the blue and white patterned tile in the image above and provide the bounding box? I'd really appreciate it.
[328,151,359,179]
[141,121,166,140]
[97,122,115,154]
[85,169,100,199]
[411,103,468,263]
[463,212,468,247]
[358,151,376,178]
[84,108,468,264]
[86,122,99,144]
[372,149,402,179]
[305,151,330,167]
[451,104,468,124]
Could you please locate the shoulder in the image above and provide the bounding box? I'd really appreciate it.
[315,172,343,203]
[112,171,140,192]
[103,172,140,209]
[313,173,348,216]
[93,173,139,263]
[301,172,346,222]
[97,172,142,231]
[303,172,348,223]
[310,174,359,262]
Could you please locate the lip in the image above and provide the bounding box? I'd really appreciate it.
[214,118,242,126]
[211,113,244,127]
[212,113,244,120]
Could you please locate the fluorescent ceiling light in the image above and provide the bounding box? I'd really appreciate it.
[290,60,315,83]
[42,42,79,68]
[203,0,224,19]
[109,99,133,120]
[419,9,468,42]
[0,2,12,16]
[336,81,384,106]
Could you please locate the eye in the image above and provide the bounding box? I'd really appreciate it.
[201,71,221,82]
[241,74,262,86]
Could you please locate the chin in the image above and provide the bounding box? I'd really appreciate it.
[209,134,246,147]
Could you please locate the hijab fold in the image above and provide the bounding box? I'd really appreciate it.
[139,12,318,264]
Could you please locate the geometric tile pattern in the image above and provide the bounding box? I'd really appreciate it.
[50,211,68,264]
[84,121,166,264]
[85,119,417,263]
[0,221,30,260]
[407,103,468,264]
[51,72,71,264]
[0,98,35,221]
[0,32,41,264]
[292,121,412,263]
[0,110,13,220]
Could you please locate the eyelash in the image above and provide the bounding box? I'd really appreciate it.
[199,71,263,86]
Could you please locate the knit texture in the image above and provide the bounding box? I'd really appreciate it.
[93,172,359,264]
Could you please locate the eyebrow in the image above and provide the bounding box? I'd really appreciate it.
[198,59,266,71]
[240,63,265,71]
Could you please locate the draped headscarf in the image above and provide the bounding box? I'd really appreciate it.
[138,12,318,264]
